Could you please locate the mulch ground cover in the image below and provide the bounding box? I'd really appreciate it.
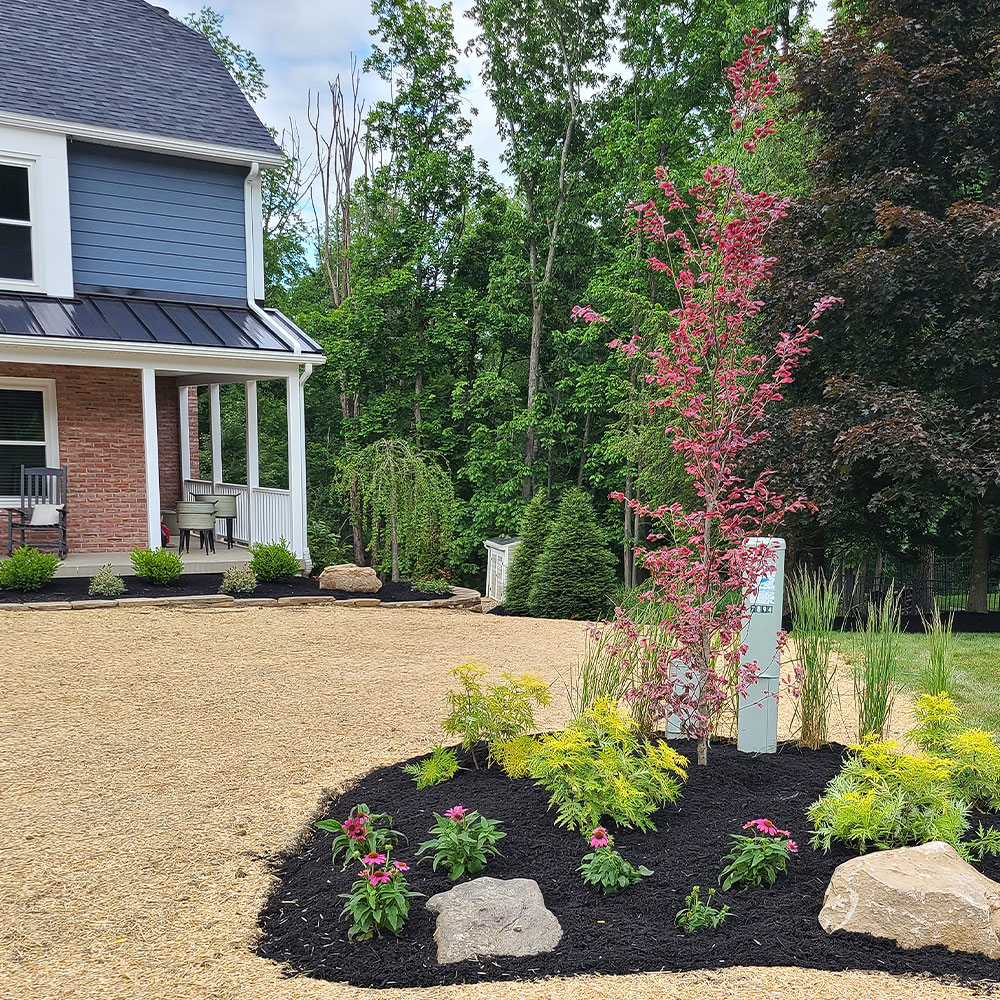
[255,741,1000,989]
[0,573,448,604]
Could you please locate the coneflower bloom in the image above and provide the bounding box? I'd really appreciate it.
[590,826,610,849]
[444,805,467,822]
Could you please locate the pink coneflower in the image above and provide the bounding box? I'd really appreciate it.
[361,851,386,867]
[787,840,798,854]
[392,860,409,871]
[367,869,391,885]
[590,826,610,849]
[342,815,369,840]
[444,805,467,822]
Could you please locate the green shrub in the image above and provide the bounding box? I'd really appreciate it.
[0,546,60,591]
[410,576,452,595]
[529,697,688,832]
[503,492,551,614]
[403,745,459,788]
[490,733,540,778]
[416,806,505,880]
[807,736,969,853]
[675,886,730,933]
[88,563,126,598]
[219,565,258,596]
[130,547,183,585]
[441,662,551,768]
[248,538,299,581]
[528,488,615,620]
[307,518,347,572]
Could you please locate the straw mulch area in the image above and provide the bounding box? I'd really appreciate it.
[0,606,971,1000]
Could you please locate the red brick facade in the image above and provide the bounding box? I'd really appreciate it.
[0,363,199,552]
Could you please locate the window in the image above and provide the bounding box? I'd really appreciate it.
[0,162,33,283]
[0,379,58,503]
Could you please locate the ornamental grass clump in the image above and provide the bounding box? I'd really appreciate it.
[807,737,969,853]
[720,818,797,890]
[416,805,505,880]
[315,803,404,869]
[403,745,459,788]
[0,546,61,591]
[339,843,420,941]
[854,588,901,739]
[922,603,956,697]
[88,563,126,598]
[579,826,652,895]
[529,697,688,832]
[675,886,730,933]
[442,662,551,768]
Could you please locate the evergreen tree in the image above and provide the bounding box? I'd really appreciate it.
[529,489,615,620]
[502,492,551,614]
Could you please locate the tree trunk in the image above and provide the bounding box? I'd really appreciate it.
[697,738,708,766]
[577,410,591,487]
[623,471,634,588]
[523,246,543,500]
[968,508,990,613]
[413,368,423,449]
[914,545,936,617]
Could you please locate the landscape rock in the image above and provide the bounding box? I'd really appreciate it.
[819,840,1000,958]
[318,564,382,593]
[425,877,562,964]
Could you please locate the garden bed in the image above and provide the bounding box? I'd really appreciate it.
[0,573,450,605]
[255,740,1000,989]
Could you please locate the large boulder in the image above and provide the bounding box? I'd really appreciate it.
[317,564,382,593]
[425,877,562,964]
[819,840,1000,958]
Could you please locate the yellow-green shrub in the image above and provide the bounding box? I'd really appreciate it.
[529,697,688,832]
[807,736,969,852]
[491,734,539,778]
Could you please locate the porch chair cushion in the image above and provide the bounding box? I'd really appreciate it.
[29,504,62,526]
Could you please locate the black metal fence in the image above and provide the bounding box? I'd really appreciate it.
[833,556,1000,614]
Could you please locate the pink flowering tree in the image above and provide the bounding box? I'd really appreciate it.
[575,28,839,766]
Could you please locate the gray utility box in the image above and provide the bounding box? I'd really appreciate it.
[737,537,786,754]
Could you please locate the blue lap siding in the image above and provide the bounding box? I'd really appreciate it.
[67,142,249,301]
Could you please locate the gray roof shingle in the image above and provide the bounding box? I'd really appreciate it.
[0,0,280,157]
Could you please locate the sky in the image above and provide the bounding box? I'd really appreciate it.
[159,0,835,175]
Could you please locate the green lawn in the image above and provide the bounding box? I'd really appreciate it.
[840,631,1000,732]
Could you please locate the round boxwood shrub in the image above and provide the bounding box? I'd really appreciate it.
[130,547,183,585]
[249,539,299,581]
[0,546,61,591]
[528,488,615,620]
[502,492,551,615]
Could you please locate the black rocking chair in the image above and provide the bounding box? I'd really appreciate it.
[6,465,68,556]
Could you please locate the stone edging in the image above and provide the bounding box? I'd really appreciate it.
[0,586,483,613]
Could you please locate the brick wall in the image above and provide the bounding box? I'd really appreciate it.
[0,364,198,553]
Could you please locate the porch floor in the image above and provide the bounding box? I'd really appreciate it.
[54,543,252,578]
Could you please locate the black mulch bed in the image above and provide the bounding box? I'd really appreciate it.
[255,741,1000,989]
[0,573,449,604]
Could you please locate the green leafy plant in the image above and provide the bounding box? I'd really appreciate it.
[720,818,798,890]
[87,563,126,598]
[403,745,459,788]
[219,565,258,596]
[307,518,347,573]
[528,488,615,620]
[788,568,840,748]
[807,737,969,853]
[529,697,688,832]
[442,662,551,768]
[965,823,1000,862]
[675,885,730,933]
[315,803,404,869]
[410,576,453,594]
[416,805,505,880]
[579,826,652,895]
[0,546,61,591]
[248,539,299,581]
[503,491,550,614]
[339,842,420,941]
[921,603,955,696]
[854,588,901,739]
[129,547,183,585]
[490,733,540,778]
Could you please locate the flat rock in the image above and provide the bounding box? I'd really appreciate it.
[819,840,1000,957]
[425,877,562,965]
[318,563,382,593]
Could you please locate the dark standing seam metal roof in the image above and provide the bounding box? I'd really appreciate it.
[0,0,280,157]
[0,293,323,356]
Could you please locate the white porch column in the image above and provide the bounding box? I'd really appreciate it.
[246,379,259,543]
[285,372,306,559]
[209,382,222,488]
[140,367,161,550]
[178,385,191,483]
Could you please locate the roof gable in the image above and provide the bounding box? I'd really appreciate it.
[0,0,279,158]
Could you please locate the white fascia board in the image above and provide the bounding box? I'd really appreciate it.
[0,334,322,377]
[0,110,285,169]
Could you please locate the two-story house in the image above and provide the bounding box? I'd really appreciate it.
[0,0,324,570]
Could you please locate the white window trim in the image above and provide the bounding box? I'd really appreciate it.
[0,153,40,294]
[0,376,59,507]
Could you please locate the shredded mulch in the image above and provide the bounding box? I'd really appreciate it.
[256,742,1000,989]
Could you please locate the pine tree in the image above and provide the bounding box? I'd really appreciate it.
[528,488,615,620]
[502,492,551,614]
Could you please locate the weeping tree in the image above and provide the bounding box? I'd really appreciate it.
[342,438,455,581]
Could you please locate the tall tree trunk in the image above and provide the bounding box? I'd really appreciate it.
[523,237,543,500]
[914,545,936,617]
[577,410,591,487]
[969,507,990,613]
[623,471,634,588]
[413,368,423,449]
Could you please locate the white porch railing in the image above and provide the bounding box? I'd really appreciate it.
[183,478,292,546]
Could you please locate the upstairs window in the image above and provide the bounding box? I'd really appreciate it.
[0,163,33,283]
